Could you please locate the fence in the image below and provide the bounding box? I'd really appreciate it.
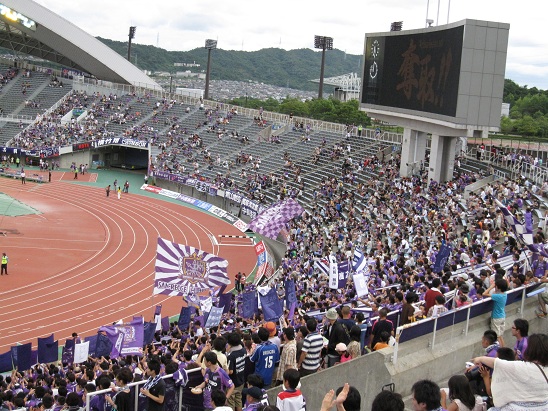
[392,281,542,364]
[85,368,202,411]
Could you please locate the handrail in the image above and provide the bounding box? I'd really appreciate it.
[85,368,202,411]
[392,281,538,364]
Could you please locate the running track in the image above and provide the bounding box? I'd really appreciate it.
[0,173,257,351]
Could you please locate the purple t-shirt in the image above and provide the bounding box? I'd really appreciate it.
[203,367,234,409]
[514,337,528,360]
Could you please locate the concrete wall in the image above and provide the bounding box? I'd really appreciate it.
[59,150,92,168]
[266,292,544,411]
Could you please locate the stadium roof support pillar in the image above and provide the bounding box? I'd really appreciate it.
[428,134,457,184]
[399,128,427,177]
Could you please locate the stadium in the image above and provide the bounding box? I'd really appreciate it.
[0,1,547,411]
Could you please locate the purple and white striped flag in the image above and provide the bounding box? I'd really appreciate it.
[247,198,304,240]
[314,258,329,275]
[154,237,229,296]
[495,199,533,245]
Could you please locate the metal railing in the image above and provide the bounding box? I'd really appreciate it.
[0,114,35,123]
[466,149,548,186]
[85,368,201,411]
[392,282,536,364]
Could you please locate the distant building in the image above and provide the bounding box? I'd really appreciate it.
[501,102,510,117]
[175,88,204,99]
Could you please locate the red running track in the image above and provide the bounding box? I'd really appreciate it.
[0,174,257,351]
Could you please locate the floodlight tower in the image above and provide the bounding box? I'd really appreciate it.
[204,39,217,100]
[314,35,333,99]
[128,26,136,62]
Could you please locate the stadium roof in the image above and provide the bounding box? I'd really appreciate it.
[310,72,361,93]
[0,0,160,89]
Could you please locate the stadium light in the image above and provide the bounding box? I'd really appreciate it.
[390,21,403,31]
[127,26,136,62]
[314,35,333,99]
[204,39,218,100]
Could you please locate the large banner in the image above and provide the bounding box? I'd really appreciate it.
[154,237,230,296]
[1,146,59,158]
[240,198,264,219]
[247,198,304,240]
[98,318,144,358]
[91,137,148,149]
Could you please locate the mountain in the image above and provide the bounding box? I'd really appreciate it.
[97,37,363,92]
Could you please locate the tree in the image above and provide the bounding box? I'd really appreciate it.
[514,115,540,136]
[279,98,309,117]
[307,98,335,120]
[500,116,514,135]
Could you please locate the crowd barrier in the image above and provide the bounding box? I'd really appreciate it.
[393,281,542,363]
[85,369,201,411]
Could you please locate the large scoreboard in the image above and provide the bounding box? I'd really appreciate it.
[360,19,509,129]
[363,26,463,117]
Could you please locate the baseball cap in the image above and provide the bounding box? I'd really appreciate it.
[326,308,338,320]
[247,386,263,400]
[265,321,277,337]
[335,342,347,352]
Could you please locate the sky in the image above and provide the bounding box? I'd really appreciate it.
[36,0,548,90]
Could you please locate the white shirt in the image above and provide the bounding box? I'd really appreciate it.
[491,359,548,407]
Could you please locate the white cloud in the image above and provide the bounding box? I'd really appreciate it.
[33,0,548,89]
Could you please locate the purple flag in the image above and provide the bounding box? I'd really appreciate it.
[62,339,75,365]
[204,306,224,329]
[97,329,123,359]
[314,259,329,275]
[495,199,533,244]
[285,280,297,306]
[433,240,451,273]
[184,293,201,309]
[241,291,258,319]
[31,350,38,367]
[337,261,351,288]
[38,334,58,364]
[0,351,12,372]
[143,322,157,345]
[99,318,144,357]
[154,305,163,316]
[95,333,113,358]
[247,198,304,240]
[161,316,170,332]
[218,293,233,315]
[85,335,98,357]
[352,249,367,272]
[13,343,32,371]
[288,301,297,326]
[178,307,194,330]
[259,288,283,321]
[154,237,230,296]
[527,243,548,258]
[525,211,533,233]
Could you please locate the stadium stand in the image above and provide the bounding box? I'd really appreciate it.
[1,63,548,411]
